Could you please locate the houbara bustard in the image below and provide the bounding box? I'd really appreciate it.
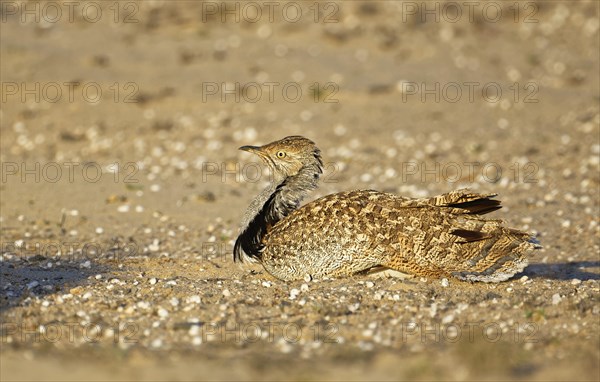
[234,136,540,282]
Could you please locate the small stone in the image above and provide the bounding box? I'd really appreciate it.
[117,205,130,213]
[70,286,83,295]
[552,293,562,305]
[300,283,309,292]
[365,281,375,288]
[157,308,169,318]
[442,314,455,324]
[222,289,231,297]
[520,276,529,283]
[148,239,159,252]
[276,338,293,354]
[289,288,300,300]
[151,338,163,348]
[188,324,201,336]
[261,281,272,288]
[149,278,158,285]
[441,278,449,287]
[348,303,360,313]
[429,303,438,318]
[571,279,582,285]
[26,281,39,289]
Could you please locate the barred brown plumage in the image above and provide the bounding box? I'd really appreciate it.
[234,136,541,282]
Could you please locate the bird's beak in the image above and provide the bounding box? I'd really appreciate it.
[239,145,260,153]
[239,145,265,158]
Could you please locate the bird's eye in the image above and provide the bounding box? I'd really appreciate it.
[276,151,286,158]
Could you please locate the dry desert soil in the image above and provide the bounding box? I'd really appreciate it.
[1,1,599,381]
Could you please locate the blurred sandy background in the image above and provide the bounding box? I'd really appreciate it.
[1,1,599,381]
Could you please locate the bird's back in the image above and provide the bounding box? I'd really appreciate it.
[260,189,538,281]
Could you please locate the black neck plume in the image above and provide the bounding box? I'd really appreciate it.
[233,152,323,263]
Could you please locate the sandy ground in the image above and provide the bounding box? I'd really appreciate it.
[1,1,599,381]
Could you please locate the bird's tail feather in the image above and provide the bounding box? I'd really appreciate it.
[382,190,541,282]
[450,234,541,282]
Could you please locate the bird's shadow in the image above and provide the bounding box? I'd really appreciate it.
[519,261,600,281]
[0,255,105,314]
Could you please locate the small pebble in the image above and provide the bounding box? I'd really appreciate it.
[442,314,455,324]
[552,293,562,305]
[289,288,300,300]
[441,278,449,287]
[157,308,169,318]
[148,239,160,252]
[70,286,83,295]
[151,338,163,348]
[117,205,130,213]
[26,281,39,289]
[348,303,360,313]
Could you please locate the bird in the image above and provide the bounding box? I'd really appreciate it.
[233,136,540,282]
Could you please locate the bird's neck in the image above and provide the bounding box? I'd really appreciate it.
[234,161,322,262]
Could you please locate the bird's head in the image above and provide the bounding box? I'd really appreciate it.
[239,136,323,181]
